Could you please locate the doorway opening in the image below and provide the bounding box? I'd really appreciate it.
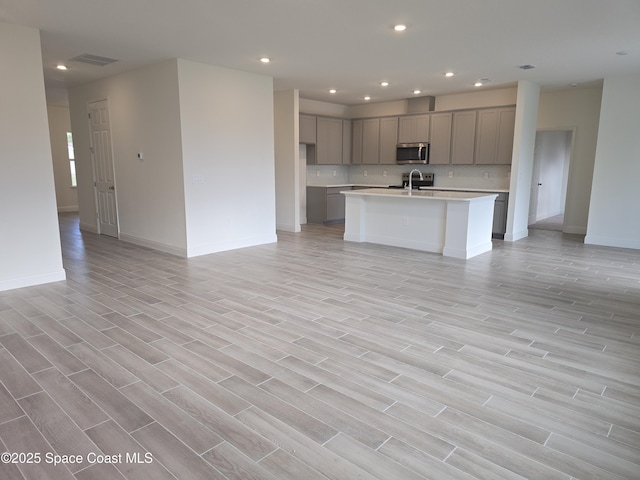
[529,129,573,232]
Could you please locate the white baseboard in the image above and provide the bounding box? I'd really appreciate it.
[504,228,529,242]
[0,269,66,292]
[276,223,301,233]
[57,206,79,213]
[79,223,98,234]
[584,234,640,250]
[186,234,278,258]
[119,233,188,258]
[564,225,586,235]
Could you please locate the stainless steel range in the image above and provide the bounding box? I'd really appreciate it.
[389,172,435,189]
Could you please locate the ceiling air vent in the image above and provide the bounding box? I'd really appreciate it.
[518,64,536,70]
[69,54,118,66]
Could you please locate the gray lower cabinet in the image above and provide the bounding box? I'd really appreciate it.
[492,192,509,238]
[307,186,350,224]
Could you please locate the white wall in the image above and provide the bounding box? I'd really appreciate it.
[506,81,540,241]
[348,99,409,118]
[274,90,302,232]
[0,23,65,291]
[69,60,188,255]
[586,72,640,249]
[299,98,349,117]
[177,59,277,256]
[435,87,518,111]
[537,87,602,234]
[48,105,78,212]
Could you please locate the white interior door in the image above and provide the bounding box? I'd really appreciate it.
[89,100,118,237]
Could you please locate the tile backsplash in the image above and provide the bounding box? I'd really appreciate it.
[306,164,511,189]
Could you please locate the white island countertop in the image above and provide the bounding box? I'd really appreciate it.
[342,188,497,201]
[309,184,509,193]
[416,186,509,193]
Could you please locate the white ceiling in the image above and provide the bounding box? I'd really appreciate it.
[2,0,640,106]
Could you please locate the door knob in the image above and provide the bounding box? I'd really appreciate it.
[109,186,115,190]
[538,183,542,186]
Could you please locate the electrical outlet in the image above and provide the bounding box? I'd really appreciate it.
[383,170,388,177]
[363,170,368,177]
[448,170,454,178]
[316,169,320,176]
[332,170,337,177]
[483,171,489,179]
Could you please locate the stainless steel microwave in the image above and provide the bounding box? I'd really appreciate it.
[396,142,429,164]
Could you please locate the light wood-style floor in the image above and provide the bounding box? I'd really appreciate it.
[529,214,565,232]
[1,214,639,480]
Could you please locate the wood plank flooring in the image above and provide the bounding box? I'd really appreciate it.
[1,213,639,479]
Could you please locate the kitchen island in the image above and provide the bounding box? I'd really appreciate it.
[342,188,498,259]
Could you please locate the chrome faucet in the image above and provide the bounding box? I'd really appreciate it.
[407,169,423,193]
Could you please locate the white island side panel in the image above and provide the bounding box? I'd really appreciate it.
[343,188,497,259]
[344,194,446,253]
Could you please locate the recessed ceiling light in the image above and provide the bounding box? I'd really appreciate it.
[445,72,454,77]
[56,64,68,70]
[380,82,389,87]
[394,24,407,32]
[569,83,578,87]
[260,57,270,63]
[474,82,483,87]
[413,90,421,95]
[518,64,536,70]
[364,96,371,101]
[329,89,337,94]
[616,50,629,56]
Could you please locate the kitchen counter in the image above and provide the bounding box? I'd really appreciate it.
[341,188,497,201]
[342,188,497,259]
[307,183,389,188]
[417,186,509,193]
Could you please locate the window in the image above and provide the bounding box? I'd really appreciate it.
[67,132,76,187]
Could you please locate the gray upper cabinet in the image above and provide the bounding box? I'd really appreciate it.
[351,120,363,164]
[451,110,477,165]
[398,114,430,144]
[429,112,452,165]
[357,117,398,165]
[316,117,343,165]
[495,108,516,164]
[342,120,352,164]
[379,117,399,165]
[299,114,316,144]
[303,115,351,164]
[304,106,515,166]
[362,118,380,164]
[475,107,515,164]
